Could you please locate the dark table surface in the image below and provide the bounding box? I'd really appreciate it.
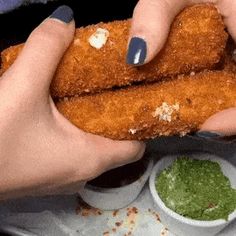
[0,0,138,51]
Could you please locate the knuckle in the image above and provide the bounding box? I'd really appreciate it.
[89,156,108,175]
[132,151,143,162]
[76,157,108,181]
[30,23,68,49]
[123,141,145,159]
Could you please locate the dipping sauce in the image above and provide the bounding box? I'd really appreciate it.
[156,157,236,221]
[88,155,148,188]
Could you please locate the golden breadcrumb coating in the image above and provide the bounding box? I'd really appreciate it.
[56,71,236,140]
[1,4,227,97]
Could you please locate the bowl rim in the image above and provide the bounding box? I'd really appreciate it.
[149,152,236,227]
[85,156,154,192]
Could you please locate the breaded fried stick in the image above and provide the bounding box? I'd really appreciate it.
[56,71,236,140]
[1,4,227,98]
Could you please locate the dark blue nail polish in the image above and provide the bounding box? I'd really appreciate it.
[126,37,147,65]
[195,131,223,139]
[50,5,73,24]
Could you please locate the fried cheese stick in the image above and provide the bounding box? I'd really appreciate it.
[56,71,236,140]
[1,4,227,98]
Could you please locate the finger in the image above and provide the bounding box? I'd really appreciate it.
[216,0,236,41]
[0,0,24,13]
[103,139,146,169]
[51,106,146,181]
[126,0,186,65]
[4,5,75,98]
[191,0,236,42]
[79,136,146,180]
[44,181,86,196]
[198,108,236,137]
[87,134,146,174]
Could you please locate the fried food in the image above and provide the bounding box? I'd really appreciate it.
[1,4,227,98]
[56,71,236,140]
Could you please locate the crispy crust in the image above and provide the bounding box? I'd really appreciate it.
[1,4,227,97]
[56,71,236,140]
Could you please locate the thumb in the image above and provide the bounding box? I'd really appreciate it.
[216,0,236,42]
[3,5,75,99]
[198,108,236,137]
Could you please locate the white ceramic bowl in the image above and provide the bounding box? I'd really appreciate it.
[79,156,154,210]
[149,153,236,236]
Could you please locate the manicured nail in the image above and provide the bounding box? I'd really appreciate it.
[126,37,147,65]
[195,131,223,139]
[50,5,73,24]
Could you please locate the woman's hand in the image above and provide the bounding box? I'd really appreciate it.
[127,0,236,138]
[0,6,145,200]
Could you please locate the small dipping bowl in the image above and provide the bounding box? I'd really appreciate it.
[149,153,236,236]
[79,154,154,210]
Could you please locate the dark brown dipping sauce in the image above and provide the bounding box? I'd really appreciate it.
[88,154,149,188]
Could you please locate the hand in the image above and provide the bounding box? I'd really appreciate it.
[128,0,236,138]
[0,6,145,200]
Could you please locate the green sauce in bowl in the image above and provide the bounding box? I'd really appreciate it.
[155,157,236,221]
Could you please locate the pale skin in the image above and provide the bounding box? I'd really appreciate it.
[0,18,145,200]
[0,0,235,200]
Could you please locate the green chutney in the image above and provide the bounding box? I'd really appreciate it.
[156,157,236,221]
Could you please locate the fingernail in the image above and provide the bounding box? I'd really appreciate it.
[195,131,223,139]
[126,37,147,65]
[50,5,74,24]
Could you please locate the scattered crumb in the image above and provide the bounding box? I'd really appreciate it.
[179,131,187,137]
[128,129,137,135]
[112,228,117,233]
[124,231,132,236]
[115,221,123,227]
[133,207,138,214]
[130,220,135,225]
[160,227,169,236]
[113,210,119,217]
[153,102,180,122]
[103,231,110,236]
[190,71,195,76]
[84,89,90,93]
[88,28,109,49]
[125,207,139,233]
[76,196,103,217]
[148,209,161,222]
[126,207,138,217]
